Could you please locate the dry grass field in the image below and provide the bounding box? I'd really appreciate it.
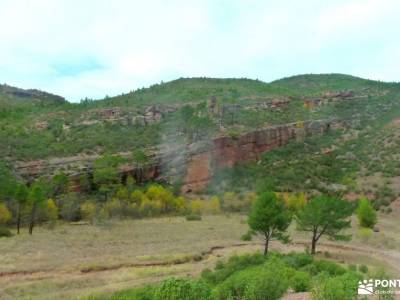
[0,214,399,300]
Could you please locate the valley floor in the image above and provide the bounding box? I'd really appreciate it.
[0,214,399,300]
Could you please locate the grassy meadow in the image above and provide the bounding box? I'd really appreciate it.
[0,213,399,299]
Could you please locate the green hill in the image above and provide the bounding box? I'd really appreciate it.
[1,74,399,161]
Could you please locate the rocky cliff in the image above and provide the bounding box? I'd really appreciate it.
[181,119,343,192]
[13,119,344,192]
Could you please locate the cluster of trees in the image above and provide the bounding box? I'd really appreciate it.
[0,175,57,235]
[178,104,216,142]
[81,184,223,223]
[0,153,227,235]
[248,191,360,255]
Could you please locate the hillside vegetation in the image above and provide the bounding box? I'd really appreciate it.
[1,73,398,161]
[1,74,400,299]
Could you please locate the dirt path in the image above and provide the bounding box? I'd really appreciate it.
[1,240,399,300]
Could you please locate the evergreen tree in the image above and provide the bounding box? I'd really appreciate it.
[248,192,291,255]
[296,195,353,254]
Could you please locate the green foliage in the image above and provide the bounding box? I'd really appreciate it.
[302,260,346,276]
[28,181,47,207]
[212,258,290,300]
[81,201,97,224]
[154,278,212,300]
[100,252,366,300]
[358,264,368,274]
[248,191,292,254]
[357,197,377,228]
[15,183,29,206]
[50,173,69,196]
[0,202,12,224]
[296,195,353,254]
[46,199,58,224]
[311,272,360,300]
[290,271,311,292]
[0,226,12,238]
[0,163,17,200]
[93,155,125,201]
[27,180,47,234]
[281,252,314,269]
[201,254,266,285]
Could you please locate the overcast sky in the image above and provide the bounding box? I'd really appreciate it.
[0,0,399,102]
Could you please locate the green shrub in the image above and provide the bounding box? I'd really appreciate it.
[282,252,314,269]
[154,278,212,300]
[0,226,12,238]
[359,264,368,274]
[302,260,346,276]
[290,271,311,292]
[185,214,202,221]
[201,254,266,285]
[213,258,290,300]
[357,198,377,228]
[311,272,360,300]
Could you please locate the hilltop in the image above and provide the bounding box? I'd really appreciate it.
[0,83,65,107]
[1,73,400,206]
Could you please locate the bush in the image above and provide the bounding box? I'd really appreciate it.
[0,226,12,238]
[302,260,346,276]
[290,271,311,292]
[213,258,290,300]
[46,199,58,224]
[206,196,221,214]
[357,198,377,228]
[81,201,97,224]
[311,272,360,300]
[359,264,368,274]
[140,198,162,217]
[186,214,202,221]
[202,254,266,285]
[0,203,11,224]
[154,278,212,300]
[145,184,176,214]
[189,199,204,214]
[282,252,314,269]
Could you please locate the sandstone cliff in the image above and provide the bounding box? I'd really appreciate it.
[13,119,345,192]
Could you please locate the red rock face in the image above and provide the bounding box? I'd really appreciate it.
[181,152,212,193]
[14,119,339,194]
[181,121,331,192]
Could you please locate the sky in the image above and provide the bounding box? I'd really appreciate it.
[0,0,399,102]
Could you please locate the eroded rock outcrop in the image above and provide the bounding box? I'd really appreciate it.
[13,119,344,192]
[181,119,341,192]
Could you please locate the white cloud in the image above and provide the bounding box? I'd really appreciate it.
[0,0,399,101]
